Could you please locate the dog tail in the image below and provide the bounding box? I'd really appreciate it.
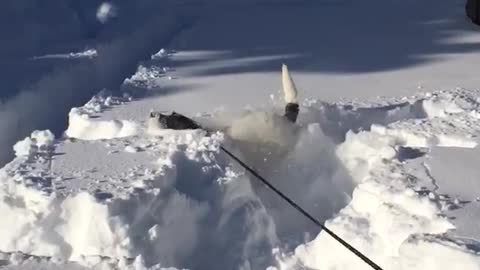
[282,64,298,104]
[282,64,299,122]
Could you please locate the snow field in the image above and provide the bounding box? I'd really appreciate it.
[3,41,480,269]
[3,0,480,269]
[2,79,480,269]
[0,2,191,166]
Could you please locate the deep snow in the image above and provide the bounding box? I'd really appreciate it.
[2,50,480,269]
[3,0,480,167]
[0,0,193,165]
[2,0,480,269]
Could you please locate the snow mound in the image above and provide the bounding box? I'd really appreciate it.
[151,49,171,61]
[65,92,138,140]
[373,89,480,148]
[3,87,480,270]
[123,65,166,89]
[13,130,55,157]
[0,125,224,269]
[0,89,351,269]
[123,50,174,90]
[278,89,480,270]
[68,49,98,59]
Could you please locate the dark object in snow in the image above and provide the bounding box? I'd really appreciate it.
[149,111,201,130]
[285,102,299,123]
[467,0,480,25]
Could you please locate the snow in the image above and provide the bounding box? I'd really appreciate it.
[3,0,480,269]
[32,49,98,60]
[0,127,222,269]
[65,92,138,140]
[0,1,190,165]
[96,3,117,24]
[13,130,55,157]
[276,89,480,270]
[3,81,480,269]
[371,90,480,149]
[124,65,167,90]
[427,146,480,241]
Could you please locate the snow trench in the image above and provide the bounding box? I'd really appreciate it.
[2,87,480,270]
[0,3,194,167]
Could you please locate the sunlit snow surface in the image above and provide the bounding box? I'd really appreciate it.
[2,0,480,269]
[1,51,480,269]
[31,49,98,60]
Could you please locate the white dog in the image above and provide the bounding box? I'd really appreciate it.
[222,64,300,170]
[148,64,299,130]
[147,64,301,167]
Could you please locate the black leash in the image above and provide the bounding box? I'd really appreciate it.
[219,145,384,270]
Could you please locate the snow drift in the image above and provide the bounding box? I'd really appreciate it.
[4,87,480,270]
[65,92,138,140]
[0,89,356,270]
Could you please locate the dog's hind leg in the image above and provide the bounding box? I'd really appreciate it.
[282,64,300,123]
